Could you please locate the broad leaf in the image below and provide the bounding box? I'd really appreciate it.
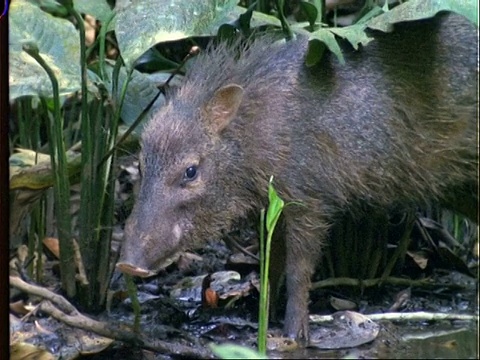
[74,0,113,22]
[368,0,478,31]
[115,0,238,68]
[109,67,174,129]
[307,29,345,65]
[329,23,373,50]
[9,0,83,99]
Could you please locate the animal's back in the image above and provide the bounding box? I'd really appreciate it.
[183,14,477,216]
[217,13,477,216]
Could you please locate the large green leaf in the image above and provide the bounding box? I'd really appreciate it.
[328,23,373,50]
[298,0,476,66]
[109,66,177,129]
[90,59,184,129]
[74,0,113,22]
[115,0,238,68]
[242,6,281,28]
[306,29,344,65]
[368,0,478,31]
[305,23,373,65]
[9,0,83,100]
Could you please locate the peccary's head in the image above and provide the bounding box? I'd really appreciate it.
[117,84,252,277]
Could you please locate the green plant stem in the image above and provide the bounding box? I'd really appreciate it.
[258,177,285,355]
[256,0,269,14]
[380,212,415,282]
[66,4,88,141]
[276,0,293,40]
[65,1,100,308]
[97,12,116,81]
[125,274,141,332]
[311,0,325,22]
[24,43,76,297]
[98,59,134,167]
[258,208,267,355]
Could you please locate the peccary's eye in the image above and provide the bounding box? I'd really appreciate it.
[184,165,198,181]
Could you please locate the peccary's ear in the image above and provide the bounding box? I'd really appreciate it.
[204,84,244,134]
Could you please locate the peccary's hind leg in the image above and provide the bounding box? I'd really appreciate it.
[283,212,327,342]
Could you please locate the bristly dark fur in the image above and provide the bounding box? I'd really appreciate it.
[120,13,478,342]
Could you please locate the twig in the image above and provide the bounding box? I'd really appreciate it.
[10,276,214,358]
[310,311,478,324]
[10,275,77,314]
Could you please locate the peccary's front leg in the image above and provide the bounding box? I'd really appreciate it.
[283,214,327,343]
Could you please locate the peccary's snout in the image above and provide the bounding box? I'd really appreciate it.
[116,211,184,278]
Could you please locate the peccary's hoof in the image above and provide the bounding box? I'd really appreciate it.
[284,322,310,346]
[116,262,157,278]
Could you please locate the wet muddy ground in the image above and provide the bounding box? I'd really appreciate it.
[10,231,479,359]
[100,237,479,359]
[10,162,479,359]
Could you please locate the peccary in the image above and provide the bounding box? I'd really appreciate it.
[117,13,478,342]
